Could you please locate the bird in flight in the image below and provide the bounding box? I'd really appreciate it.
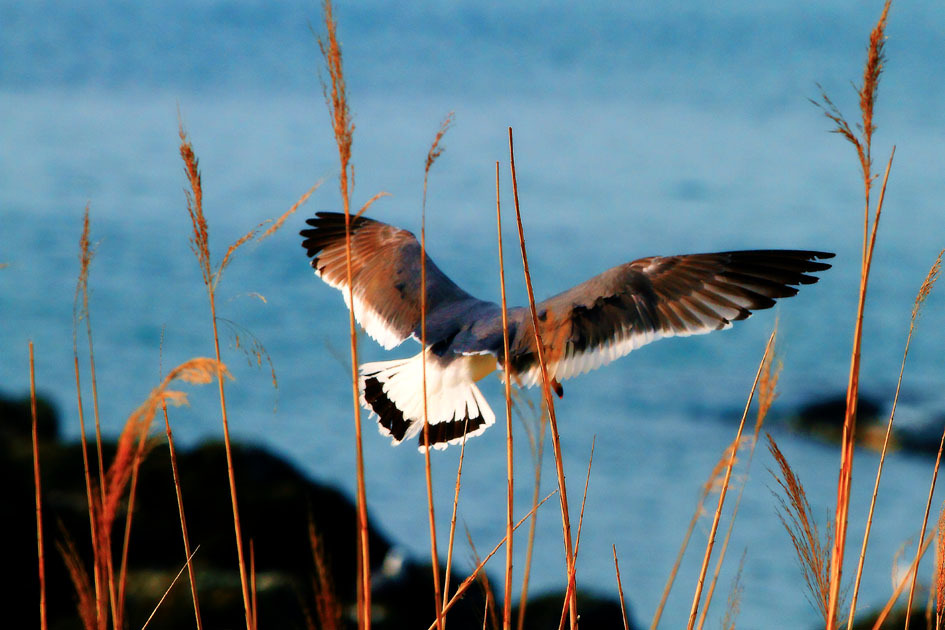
[301,212,833,451]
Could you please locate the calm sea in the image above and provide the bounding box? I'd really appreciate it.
[3,1,945,627]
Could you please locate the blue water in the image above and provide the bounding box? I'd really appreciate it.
[3,2,945,627]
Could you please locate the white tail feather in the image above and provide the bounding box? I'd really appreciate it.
[359,350,497,449]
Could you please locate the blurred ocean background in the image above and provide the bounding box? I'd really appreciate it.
[3,1,945,627]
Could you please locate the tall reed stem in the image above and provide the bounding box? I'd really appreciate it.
[419,138,444,630]
[317,3,371,624]
[496,160,516,630]
[826,149,894,629]
[507,127,577,628]
[687,332,774,629]
[847,250,940,627]
[163,403,204,630]
[30,342,48,630]
[823,4,892,624]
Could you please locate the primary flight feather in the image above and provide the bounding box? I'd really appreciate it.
[301,212,833,451]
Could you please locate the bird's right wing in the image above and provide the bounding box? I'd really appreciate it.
[301,212,478,349]
[507,250,834,384]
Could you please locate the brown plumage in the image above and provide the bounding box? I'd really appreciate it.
[301,212,833,450]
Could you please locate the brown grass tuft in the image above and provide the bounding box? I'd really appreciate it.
[309,518,342,630]
[425,112,454,176]
[767,434,835,624]
[318,0,354,192]
[57,531,97,630]
[103,358,229,535]
[179,124,212,289]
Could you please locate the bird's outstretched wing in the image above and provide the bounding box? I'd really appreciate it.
[507,250,834,384]
[300,212,482,349]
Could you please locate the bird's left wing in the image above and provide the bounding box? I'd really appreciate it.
[301,212,479,349]
[507,250,833,384]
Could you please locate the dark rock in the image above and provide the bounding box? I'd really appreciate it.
[790,394,885,447]
[1,391,491,630]
[4,390,633,629]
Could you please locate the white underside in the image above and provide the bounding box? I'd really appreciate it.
[518,317,736,387]
[359,349,498,450]
[316,267,408,350]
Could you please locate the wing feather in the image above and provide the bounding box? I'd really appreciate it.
[508,249,833,384]
[300,212,479,349]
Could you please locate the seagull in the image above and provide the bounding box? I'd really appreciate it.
[301,212,833,451]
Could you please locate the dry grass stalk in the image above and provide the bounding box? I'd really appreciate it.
[936,505,945,629]
[58,532,97,630]
[903,414,945,628]
[697,331,780,630]
[309,518,342,630]
[98,354,230,624]
[220,318,279,394]
[495,158,516,630]
[819,4,893,627]
[116,420,151,625]
[516,393,548,630]
[557,440,596,630]
[30,342,48,630]
[141,547,200,630]
[427,490,557,630]
[767,434,834,624]
[354,191,391,221]
[102,358,230,538]
[72,352,103,628]
[179,123,255,630]
[847,250,942,627]
[613,545,631,630]
[442,420,471,624]
[162,402,204,630]
[721,550,746,630]
[465,529,500,630]
[686,332,774,630]
[250,541,258,630]
[258,181,323,242]
[419,113,453,630]
[72,206,107,628]
[650,435,736,629]
[869,534,934,630]
[317,3,371,625]
[507,126,578,629]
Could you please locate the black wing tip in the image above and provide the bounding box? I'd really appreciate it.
[419,407,487,450]
[364,376,412,443]
[300,211,368,259]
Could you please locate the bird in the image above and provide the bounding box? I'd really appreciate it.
[300,212,833,451]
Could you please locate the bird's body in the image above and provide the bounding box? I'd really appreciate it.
[301,212,833,451]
